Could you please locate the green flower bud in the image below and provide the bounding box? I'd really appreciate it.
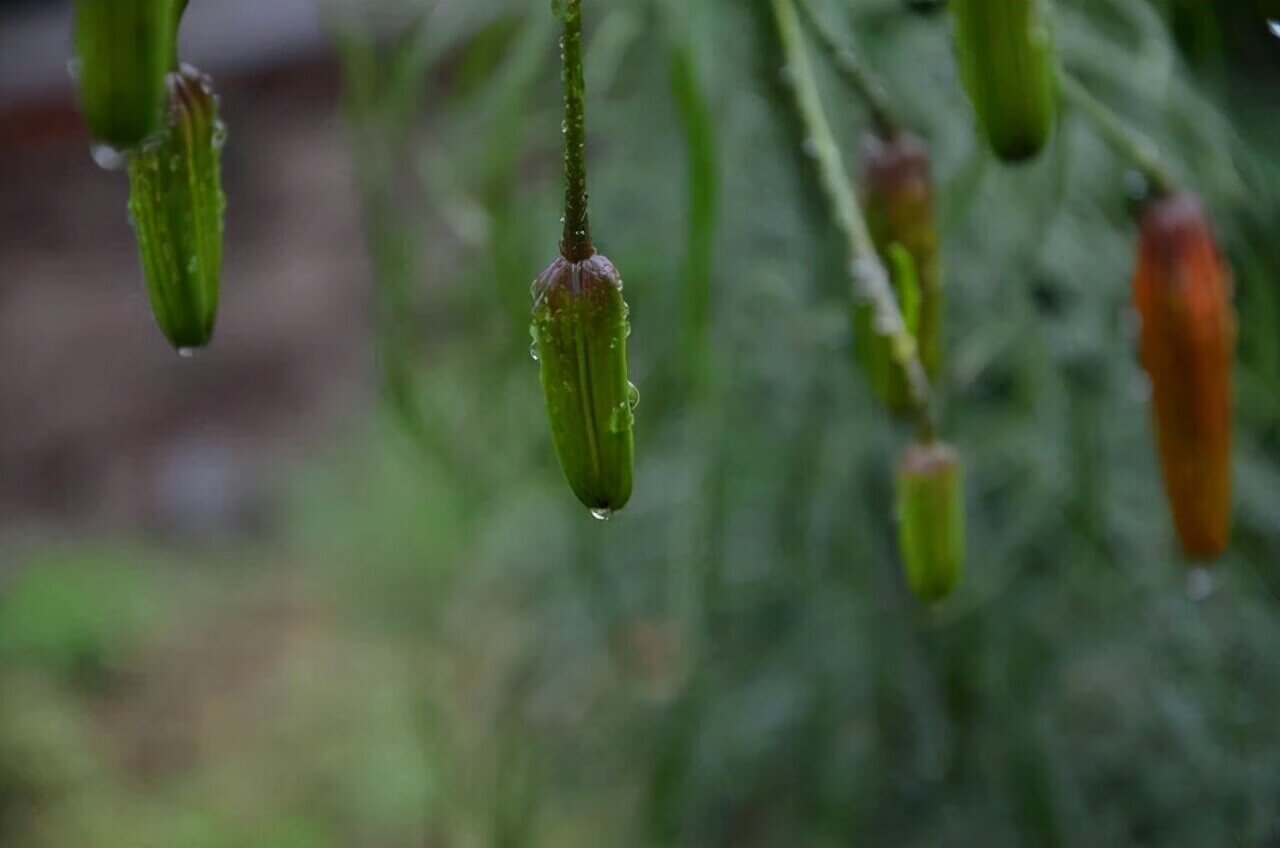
[952,0,1056,162]
[531,252,636,517]
[896,442,965,603]
[127,66,226,352]
[73,0,178,150]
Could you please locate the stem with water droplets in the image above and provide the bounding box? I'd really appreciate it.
[559,0,594,263]
[770,0,936,441]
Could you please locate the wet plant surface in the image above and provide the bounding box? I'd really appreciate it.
[2,1,1280,846]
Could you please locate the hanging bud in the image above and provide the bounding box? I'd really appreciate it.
[127,65,226,352]
[532,252,636,517]
[1133,193,1234,560]
[951,0,1056,162]
[73,0,178,150]
[855,130,942,414]
[896,442,965,603]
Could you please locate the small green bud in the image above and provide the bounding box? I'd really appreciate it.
[952,0,1057,162]
[128,66,226,352]
[73,0,178,149]
[896,442,965,603]
[532,252,636,517]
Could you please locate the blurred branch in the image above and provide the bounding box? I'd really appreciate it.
[795,0,899,136]
[769,0,937,441]
[1059,70,1177,196]
[332,16,490,495]
[661,1,720,401]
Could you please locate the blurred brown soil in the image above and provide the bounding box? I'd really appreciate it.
[0,59,373,538]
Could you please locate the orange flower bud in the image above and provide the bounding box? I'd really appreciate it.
[1133,193,1234,560]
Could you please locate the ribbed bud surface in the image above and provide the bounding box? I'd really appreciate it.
[952,0,1056,162]
[128,65,226,351]
[73,0,177,149]
[532,252,636,515]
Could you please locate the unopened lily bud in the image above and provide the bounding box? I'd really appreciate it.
[1134,193,1234,560]
[952,0,1056,162]
[896,442,965,603]
[73,0,178,149]
[532,252,636,517]
[856,131,942,414]
[128,65,226,352]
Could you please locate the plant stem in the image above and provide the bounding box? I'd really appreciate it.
[559,0,594,262]
[1059,71,1177,196]
[770,0,936,441]
[795,0,899,136]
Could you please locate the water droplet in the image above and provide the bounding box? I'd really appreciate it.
[66,57,82,82]
[590,507,613,522]
[627,382,640,411]
[1268,19,1280,38]
[177,347,199,359]
[529,340,540,361]
[1186,567,1214,602]
[608,402,633,434]
[90,143,127,171]
[211,120,228,151]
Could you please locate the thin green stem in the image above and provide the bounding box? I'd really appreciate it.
[1059,71,1177,196]
[559,0,594,262]
[795,0,899,136]
[770,0,936,441]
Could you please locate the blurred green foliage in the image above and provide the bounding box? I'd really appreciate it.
[3,0,1280,846]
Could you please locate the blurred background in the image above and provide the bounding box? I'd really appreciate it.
[1,0,1280,845]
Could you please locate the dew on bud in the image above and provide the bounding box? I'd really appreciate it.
[532,253,634,515]
[128,65,226,351]
[89,142,127,171]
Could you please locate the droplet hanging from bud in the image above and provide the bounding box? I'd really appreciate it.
[127,65,226,352]
[855,130,943,415]
[1133,193,1234,560]
[73,0,178,149]
[532,253,635,513]
[951,0,1056,162]
[896,442,965,603]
